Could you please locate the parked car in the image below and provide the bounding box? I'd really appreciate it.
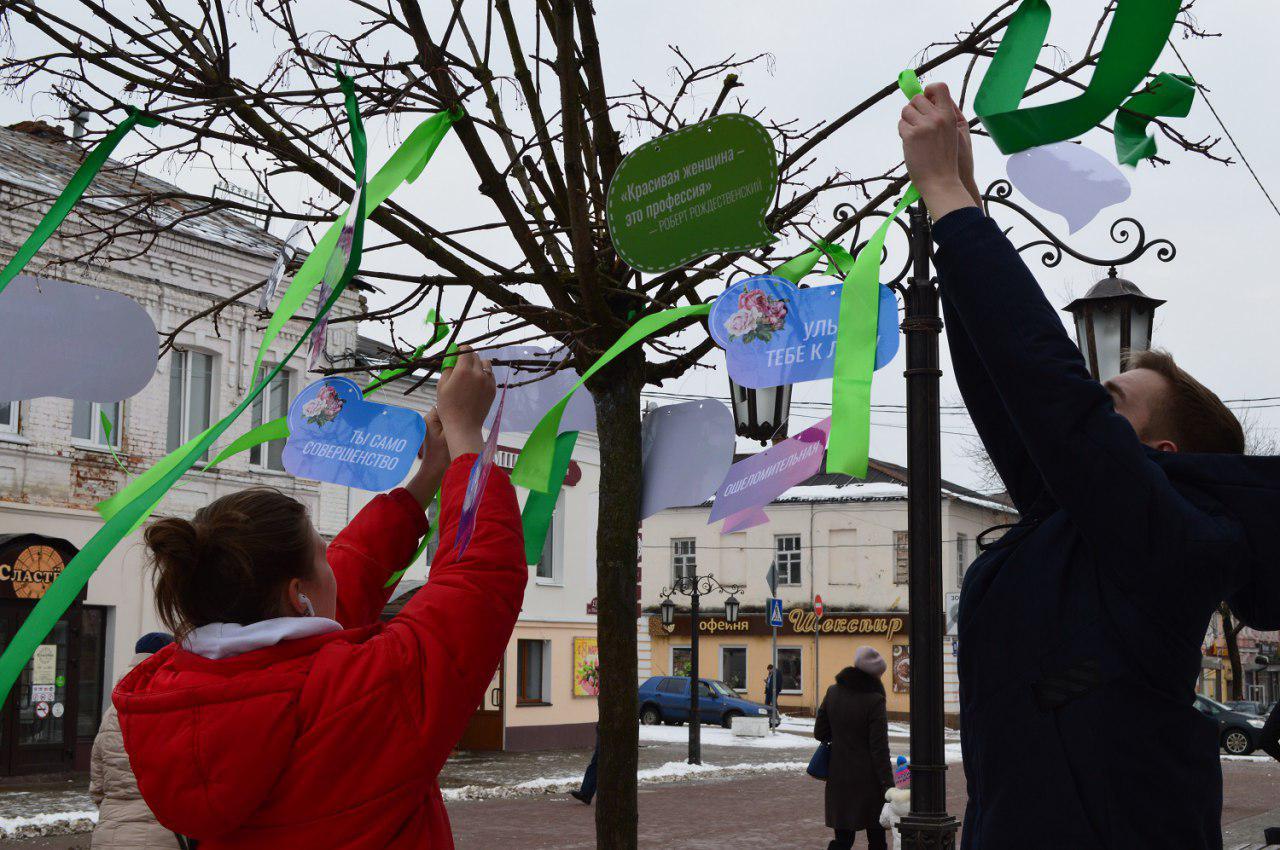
[638,676,773,729]
[1195,695,1266,755]
[1225,700,1274,718]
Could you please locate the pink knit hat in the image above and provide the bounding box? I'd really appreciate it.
[854,645,887,677]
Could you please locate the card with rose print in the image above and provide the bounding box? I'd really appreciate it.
[283,377,425,491]
[708,274,898,389]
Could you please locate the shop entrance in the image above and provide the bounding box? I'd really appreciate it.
[0,534,95,776]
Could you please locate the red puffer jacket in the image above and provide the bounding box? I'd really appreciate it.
[114,455,526,849]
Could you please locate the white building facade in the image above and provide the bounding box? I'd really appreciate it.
[640,457,1017,723]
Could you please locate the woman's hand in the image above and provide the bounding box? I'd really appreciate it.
[437,346,495,459]
[404,407,449,509]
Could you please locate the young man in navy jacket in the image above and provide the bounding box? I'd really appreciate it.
[899,83,1280,849]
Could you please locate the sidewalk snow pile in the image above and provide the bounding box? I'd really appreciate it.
[0,809,97,839]
[443,759,808,802]
[639,724,815,750]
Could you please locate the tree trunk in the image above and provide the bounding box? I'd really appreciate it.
[1222,604,1245,701]
[589,349,644,850]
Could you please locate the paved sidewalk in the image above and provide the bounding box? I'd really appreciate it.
[444,759,1280,849]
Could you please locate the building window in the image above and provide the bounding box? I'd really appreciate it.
[0,401,18,434]
[777,647,803,693]
[672,646,692,678]
[955,532,969,586]
[721,646,747,691]
[167,350,214,459]
[72,401,121,448]
[536,495,562,582]
[249,366,291,471]
[516,639,551,705]
[894,531,909,584]
[775,535,802,585]
[671,538,696,582]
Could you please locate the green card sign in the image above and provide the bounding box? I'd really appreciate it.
[606,114,777,273]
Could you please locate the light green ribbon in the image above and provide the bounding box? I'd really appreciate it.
[96,112,457,525]
[826,71,921,478]
[0,70,384,709]
[975,0,1181,155]
[0,108,159,296]
[511,303,712,493]
[1114,72,1195,166]
[252,109,458,378]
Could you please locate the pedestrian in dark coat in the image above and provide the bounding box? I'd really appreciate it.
[815,647,893,850]
[899,85,1280,849]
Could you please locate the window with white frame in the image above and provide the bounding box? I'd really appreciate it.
[721,646,747,691]
[167,350,215,459]
[516,639,552,705]
[777,647,803,692]
[249,365,291,471]
[775,535,802,585]
[72,401,121,448]
[894,530,910,584]
[955,532,970,586]
[671,538,696,582]
[0,401,17,434]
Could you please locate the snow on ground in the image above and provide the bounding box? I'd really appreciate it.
[639,724,816,750]
[443,759,809,802]
[0,810,96,839]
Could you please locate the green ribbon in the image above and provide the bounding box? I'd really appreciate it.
[99,411,129,474]
[0,69,378,709]
[253,108,457,378]
[510,303,712,493]
[826,72,922,478]
[975,0,1181,155]
[0,109,159,296]
[771,242,829,284]
[96,110,457,524]
[521,430,578,565]
[1115,72,1195,166]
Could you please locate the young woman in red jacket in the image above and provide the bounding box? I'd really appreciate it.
[113,349,527,849]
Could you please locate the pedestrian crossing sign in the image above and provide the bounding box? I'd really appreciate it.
[768,597,784,628]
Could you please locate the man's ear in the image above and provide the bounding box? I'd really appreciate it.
[1152,439,1179,453]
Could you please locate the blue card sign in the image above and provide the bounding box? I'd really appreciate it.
[708,275,898,389]
[283,377,425,492]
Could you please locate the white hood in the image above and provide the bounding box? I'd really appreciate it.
[182,617,343,660]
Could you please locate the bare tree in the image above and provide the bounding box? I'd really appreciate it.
[0,2,1225,845]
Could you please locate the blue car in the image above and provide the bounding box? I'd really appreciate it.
[638,676,773,728]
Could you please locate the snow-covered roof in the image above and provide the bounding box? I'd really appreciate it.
[772,481,1015,513]
[0,122,280,259]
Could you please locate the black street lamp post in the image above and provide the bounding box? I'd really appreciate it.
[831,180,1175,849]
[659,574,746,765]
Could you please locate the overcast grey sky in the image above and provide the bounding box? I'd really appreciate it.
[5,2,1279,490]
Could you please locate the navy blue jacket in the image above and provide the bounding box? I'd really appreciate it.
[934,207,1280,850]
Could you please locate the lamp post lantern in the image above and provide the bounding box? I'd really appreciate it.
[658,574,747,764]
[830,180,1174,849]
[1064,269,1166,382]
[728,379,792,444]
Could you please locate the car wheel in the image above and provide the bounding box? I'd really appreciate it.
[1222,728,1255,756]
[721,710,743,729]
[640,705,662,726]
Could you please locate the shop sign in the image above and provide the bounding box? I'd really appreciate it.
[0,545,66,599]
[656,609,907,642]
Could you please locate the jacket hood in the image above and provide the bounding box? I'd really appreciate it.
[835,666,885,694]
[112,629,345,839]
[1153,450,1280,629]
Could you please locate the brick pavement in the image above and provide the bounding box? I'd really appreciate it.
[446,760,1280,849]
